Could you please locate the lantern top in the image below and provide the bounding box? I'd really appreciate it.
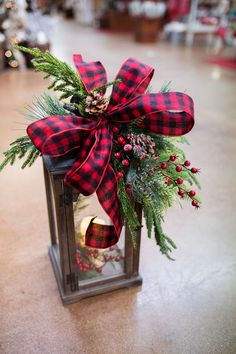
[43,154,76,175]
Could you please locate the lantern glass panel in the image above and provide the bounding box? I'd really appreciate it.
[73,193,125,282]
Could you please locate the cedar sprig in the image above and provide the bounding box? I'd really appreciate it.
[15,45,87,101]
[0,136,40,171]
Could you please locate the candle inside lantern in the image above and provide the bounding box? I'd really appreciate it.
[78,216,107,269]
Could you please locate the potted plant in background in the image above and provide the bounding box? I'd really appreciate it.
[129,0,166,42]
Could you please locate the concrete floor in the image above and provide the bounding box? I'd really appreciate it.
[1,18,236,354]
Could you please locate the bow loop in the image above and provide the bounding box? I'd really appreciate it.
[107,58,154,110]
[73,54,108,94]
[27,116,99,156]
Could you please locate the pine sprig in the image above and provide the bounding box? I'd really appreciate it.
[15,45,87,101]
[159,81,172,92]
[26,93,68,121]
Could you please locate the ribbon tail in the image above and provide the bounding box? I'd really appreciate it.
[64,122,112,196]
[85,164,123,249]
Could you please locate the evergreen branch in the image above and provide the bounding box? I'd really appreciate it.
[117,178,140,247]
[143,204,153,239]
[188,172,201,190]
[159,81,172,92]
[0,136,40,171]
[143,193,176,260]
[93,79,122,93]
[15,45,86,100]
[25,93,68,121]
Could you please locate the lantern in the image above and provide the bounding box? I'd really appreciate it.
[43,155,142,304]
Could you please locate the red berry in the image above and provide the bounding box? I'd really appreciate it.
[176,165,182,172]
[177,178,183,185]
[178,189,185,197]
[124,144,132,152]
[117,136,126,145]
[188,190,196,197]
[169,155,177,162]
[97,267,103,273]
[117,172,123,179]
[112,126,119,134]
[165,176,171,185]
[104,255,109,262]
[161,162,168,170]
[192,200,199,208]
[114,152,121,159]
[184,160,191,167]
[122,159,129,167]
[126,187,132,195]
[191,167,199,174]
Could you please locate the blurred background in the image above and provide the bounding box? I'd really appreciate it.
[0,1,236,354]
[0,0,236,69]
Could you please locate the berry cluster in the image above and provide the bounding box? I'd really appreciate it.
[113,130,157,190]
[76,251,99,272]
[161,155,200,208]
[112,126,201,209]
[76,246,124,274]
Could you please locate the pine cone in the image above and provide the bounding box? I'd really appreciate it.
[127,133,156,159]
[85,91,108,115]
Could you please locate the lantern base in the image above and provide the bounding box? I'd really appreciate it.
[49,245,143,305]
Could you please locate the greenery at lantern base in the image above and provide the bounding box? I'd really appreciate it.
[0,46,201,260]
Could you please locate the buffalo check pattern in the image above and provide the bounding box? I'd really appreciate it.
[27,55,195,249]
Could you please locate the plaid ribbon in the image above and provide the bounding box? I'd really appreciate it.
[27,55,194,249]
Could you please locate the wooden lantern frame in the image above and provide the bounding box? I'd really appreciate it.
[43,156,142,305]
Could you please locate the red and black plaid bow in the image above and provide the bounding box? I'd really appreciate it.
[27,55,194,249]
